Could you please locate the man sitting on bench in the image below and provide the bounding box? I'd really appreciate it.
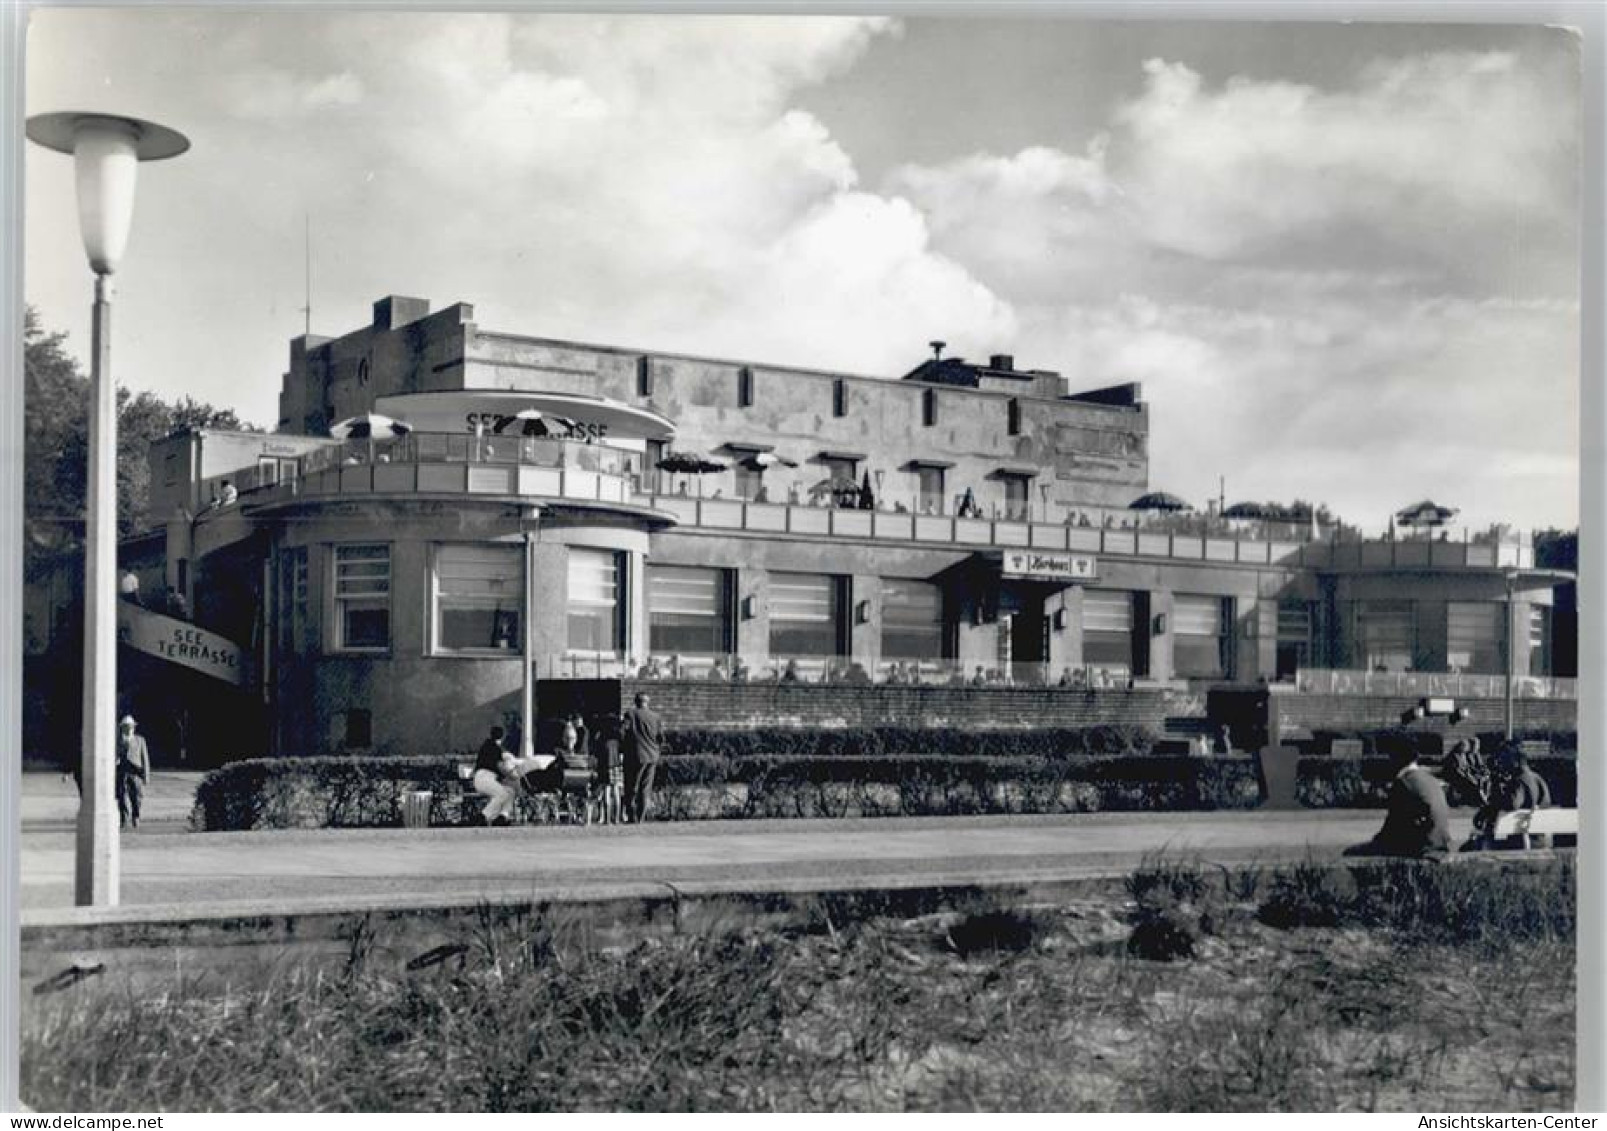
[1467,744,1552,850]
[473,724,555,826]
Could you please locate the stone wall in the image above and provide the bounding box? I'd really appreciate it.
[1271,693,1575,738]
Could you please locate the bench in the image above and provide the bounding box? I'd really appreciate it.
[1489,807,1578,849]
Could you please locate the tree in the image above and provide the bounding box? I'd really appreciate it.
[24,307,261,577]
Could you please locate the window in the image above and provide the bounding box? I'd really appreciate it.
[636,355,653,397]
[163,452,178,487]
[734,462,762,501]
[1353,600,1416,671]
[649,565,733,655]
[434,544,521,653]
[278,547,308,655]
[644,439,667,493]
[737,366,754,407]
[881,579,942,660]
[1447,601,1503,674]
[257,456,280,487]
[769,572,844,657]
[820,456,858,484]
[334,544,390,651]
[1173,594,1232,679]
[568,548,623,653]
[1275,598,1312,680]
[1082,590,1134,670]
[922,388,938,427]
[1000,474,1031,521]
[1007,398,1022,436]
[917,467,945,515]
[1529,605,1551,677]
[344,708,372,749]
[832,378,847,418]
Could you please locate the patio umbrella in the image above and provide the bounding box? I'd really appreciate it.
[1395,499,1458,528]
[493,408,580,438]
[329,412,411,440]
[809,476,860,496]
[1221,502,1269,519]
[1128,490,1192,512]
[739,452,798,470]
[656,451,728,496]
[330,413,411,463]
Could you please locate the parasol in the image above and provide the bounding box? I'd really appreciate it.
[494,408,580,438]
[330,413,411,440]
[656,451,728,497]
[1128,491,1192,512]
[1395,499,1458,528]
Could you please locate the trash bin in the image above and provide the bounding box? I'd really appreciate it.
[402,790,434,828]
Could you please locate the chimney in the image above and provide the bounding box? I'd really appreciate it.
[929,340,946,362]
[989,354,1015,372]
[372,295,431,331]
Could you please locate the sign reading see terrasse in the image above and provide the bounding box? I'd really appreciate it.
[1001,551,1098,582]
[117,603,245,685]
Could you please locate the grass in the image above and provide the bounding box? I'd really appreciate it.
[21,856,1575,1112]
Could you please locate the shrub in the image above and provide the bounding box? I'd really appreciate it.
[1295,755,1576,809]
[1126,856,1226,962]
[661,724,1158,760]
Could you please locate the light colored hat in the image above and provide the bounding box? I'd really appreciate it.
[119,715,136,728]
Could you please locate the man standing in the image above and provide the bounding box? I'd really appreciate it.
[115,715,151,830]
[621,692,665,823]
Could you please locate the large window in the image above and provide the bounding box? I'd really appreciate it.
[1353,600,1416,671]
[568,548,624,653]
[434,544,520,653]
[1447,601,1503,674]
[334,544,390,651]
[1083,589,1134,670]
[881,579,942,660]
[820,456,858,484]
[649,565,733,656]
[1173,594,1232,679]
[1275,598,1312,680]
[734,462,762,501]
[769,572,844,657]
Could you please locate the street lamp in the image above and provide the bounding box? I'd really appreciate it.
[27,112,189,907]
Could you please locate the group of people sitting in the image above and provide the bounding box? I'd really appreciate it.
[1345,737,1555,860]
[469,693,665,828]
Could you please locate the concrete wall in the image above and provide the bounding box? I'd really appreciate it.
[1271,693,1576,738]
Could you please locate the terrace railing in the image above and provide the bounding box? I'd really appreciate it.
[1293,668,1576,700]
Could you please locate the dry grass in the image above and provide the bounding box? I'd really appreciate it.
[21,857,1574,1112]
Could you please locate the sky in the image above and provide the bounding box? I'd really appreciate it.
[23,10,1582,532]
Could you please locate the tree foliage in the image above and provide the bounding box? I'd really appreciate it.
[24,307,260,577]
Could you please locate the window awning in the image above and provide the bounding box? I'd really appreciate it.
[987,466,1039,480]
[720,441,775,454]
[816,449,867,463]
[902,458,955,470]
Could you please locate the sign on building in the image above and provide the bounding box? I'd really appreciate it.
[117,603,245,685]
[1000,551,1098,583]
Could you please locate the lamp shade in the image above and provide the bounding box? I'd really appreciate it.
[27,112,190,276]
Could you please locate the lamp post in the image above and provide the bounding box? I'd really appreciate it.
[519,508,543,760]
[27,112,189,907]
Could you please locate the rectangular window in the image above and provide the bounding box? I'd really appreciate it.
[769,572,844,657]
[922,388,938,427]
[257,456,279,487]
[881,579,943,660]
[637,355,653,397]
[1529,605,1551,677]
[644,439,667,494]
[649,565,733,656]
[820,456,858,484]
[737,366,754,407]
[917,467,945,515]
[278,547,309,655]
[1173,594,1231,679]
[1447,601,1503,675]
[334,544,390,651]
[734,462,761,501]
[832,378,847,417]
[1082,589,1133,670]
[1353,600,1416,671]
[1007,398,1022,436]
[1275,597,1312,679]
[1000,474,1031,522]
[434,544,521,653]
[568,548,623,653]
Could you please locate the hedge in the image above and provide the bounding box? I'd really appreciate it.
[1296,754,1578,809]
[657,725,1157,759]
[191,752,1257,830]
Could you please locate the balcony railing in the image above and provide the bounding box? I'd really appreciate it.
[534,651,1142,689]
[1293,668,1576,700]
[629,493,1538,570]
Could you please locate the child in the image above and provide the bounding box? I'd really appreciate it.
[592,715,624,825]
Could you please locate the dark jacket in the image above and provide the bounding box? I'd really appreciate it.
[474,737,506,776]
[1475,767,1551,832]
[621,705,664,764]
[1371,765,1453,859]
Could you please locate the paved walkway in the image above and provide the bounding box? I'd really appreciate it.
[20,772,1478,920]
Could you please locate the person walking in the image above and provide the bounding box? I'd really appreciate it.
[621,692,665,823]
[115,715,151,829]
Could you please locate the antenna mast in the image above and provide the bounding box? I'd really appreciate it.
[301,214,311,336]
